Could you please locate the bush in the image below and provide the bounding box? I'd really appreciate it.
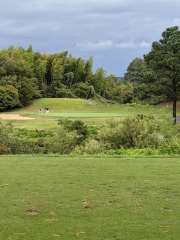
[74,140,104,154]
[0,85,19,111]
[0,122,14,148]
[160,137,180,154]
[2,115,180,156]
[98,116,163,149]
[44,127,77,154]
[0,143,8,155]
[58,118,89,144]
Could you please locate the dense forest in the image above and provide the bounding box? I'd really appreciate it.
[0,45,137,111]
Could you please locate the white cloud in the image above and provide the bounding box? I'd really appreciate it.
[76,40,151,51]
[140,41,151,48]
[115,41,151,49]
[76,41,113,51]
[115,42,137,49]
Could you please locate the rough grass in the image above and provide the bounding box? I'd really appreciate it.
[0,98,176,129]
[0,156,180,240]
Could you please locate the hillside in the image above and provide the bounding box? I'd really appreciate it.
[0,98,174,129]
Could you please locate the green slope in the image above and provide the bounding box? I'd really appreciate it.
[0,98,174,129]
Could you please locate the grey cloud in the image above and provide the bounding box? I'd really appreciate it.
[0,0,180,75]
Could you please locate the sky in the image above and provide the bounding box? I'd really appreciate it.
[0,0,180,77]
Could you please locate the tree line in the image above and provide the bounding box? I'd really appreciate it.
[0,45,135,111]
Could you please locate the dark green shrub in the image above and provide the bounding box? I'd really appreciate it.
[71,82,95,99]
[58,118,89,144]
[44,81,76,98]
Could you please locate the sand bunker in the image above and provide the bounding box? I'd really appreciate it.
[0,114,34,120]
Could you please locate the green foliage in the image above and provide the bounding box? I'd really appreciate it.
[0,122,35,154]
[74,139,104,154]
[90,67,106,95]
[143,26,180,121]
[0,75,19,88]
[18,77,42,106]
[98,116,163,149]
[160,118,180,139]
[103,148,160,156]
[44,81,75,98]
[124,57,146,82]
[15,128,54,138]
[84,56,93,82]
[160,137,180,154]
[0,85,19,110]
[93,93,116,105]
[58,118,89,144]
[133,83,165,105]
[103,77,135,104]
[0,51,17,76]
[52,57,64,81]
[71,82,95,99]
[0,122,14,153]
[34,56,47,90]
[0,143,8,154]
[2,109,180,155]
[0,46,42,107]
[0,45,139,107]
[44,127,77,154]
[63,72,74,87]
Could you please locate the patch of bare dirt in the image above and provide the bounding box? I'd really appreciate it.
[87,101,105,107]
[83,200,91,209]
[0,114,34,120]
[50,210,56,215]
[87,101,96,105]
[25,209,38,215]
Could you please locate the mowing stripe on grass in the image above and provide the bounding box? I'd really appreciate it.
[39,112,126,118]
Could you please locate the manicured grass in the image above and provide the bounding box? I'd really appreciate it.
[0,156,180,239]
[38,112,125,118]
[0,98,176,129]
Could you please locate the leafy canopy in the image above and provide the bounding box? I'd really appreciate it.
[143,26,180,121]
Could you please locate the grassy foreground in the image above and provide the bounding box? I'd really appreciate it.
[0,156,180,239]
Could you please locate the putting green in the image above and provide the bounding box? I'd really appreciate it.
[39,112,126,118]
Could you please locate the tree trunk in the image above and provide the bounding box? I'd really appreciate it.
[173,99,177,124]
